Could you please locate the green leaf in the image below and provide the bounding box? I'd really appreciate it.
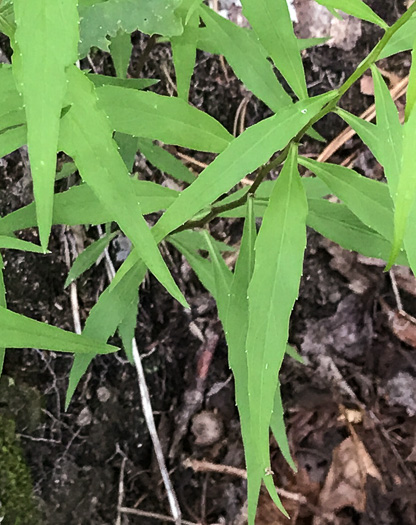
[0,66,24,124]
[406,36,416,121]
[299,157,394,241]
[0,125,27,159]
[66,259,147,408]
[285,344,304,364]
[199,4,292,112]
[298,37,330,50]
[270,384,296,471]
[64,231,119,288]
[114,132,139,172]
[370,65,402,189]
[87,73,158,91]
[58,66,187,308]
[118,288,139,363]
[171,0,200,101]
[240,0,307,99]
[109,29,132,79]
[0,0,15,37]
[379,14,416,59]
[307,199,408,265]
[0,235,44,253]
[78,0,183,57]
[169,230,233,253]
[56,161,77,181]
[137,139,196,184]
[387,103,416,268]
[314,0,388,29]
[222,197,264,523]
[153,92,336,241]
[168,234,217,295]
[0,305,116,354]
[0,180,179,234]
[12,0,79,249]
[246,144,307,519]
[96,84,233,153]
[203,230,233,307]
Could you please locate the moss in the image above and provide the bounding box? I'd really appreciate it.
[0,415,40,525]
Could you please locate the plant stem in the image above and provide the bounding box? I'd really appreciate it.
[178,3,416,232]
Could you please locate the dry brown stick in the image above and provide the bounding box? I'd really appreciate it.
[115,456,127,525]
[119,507,202,525]
[175,151,208,170]
[183,458,307,504]
[98,233,182,525]
[62,228,82,335]
[317,75,409,163]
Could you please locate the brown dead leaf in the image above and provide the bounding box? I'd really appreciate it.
[313,436,382,524]
[256,469,320,525]
[360,75,374,95]
[380,298,416,348]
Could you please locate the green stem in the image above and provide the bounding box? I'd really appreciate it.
[177,3,416,232]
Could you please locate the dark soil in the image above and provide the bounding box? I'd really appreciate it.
[1,1,416,524]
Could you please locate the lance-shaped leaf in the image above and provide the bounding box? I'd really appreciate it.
[114,132,139,172]
[406,38,416,121]
[0,305,116,355]
[0,0,14,38]
[109,29,132,79]
[0,235,44,253]
[270,384,296,472]
[153,92,336,241]
[64,231,119,288]
[170,230,233,253]
[199,4,292,112]
[307,199,409,265]
[12,0,79,249]
[245,145,307,518]
[299,157,394,241]
[379,14,416,59]
[314,0,388,29]
[59,66,187,308]
[66,259,147,408]
[0,65,24,123]
[240,0,307,99]
[387,104,416,269]
[0,180,179,235]
[171,0,201,101]
[137,139,196,185]
[78,0,183,57]
[96,84,233,153]
[370,65,402,190]
[221,197,265,523]
[0,126,27,160]
[88,74,158,90]
[203,230,233,308]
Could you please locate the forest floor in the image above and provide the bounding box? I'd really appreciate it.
[1,0,416,524]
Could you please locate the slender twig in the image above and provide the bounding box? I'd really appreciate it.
[119,507,201,525]
[98,229,182,525]
[115,456,127,525]
[131,338,182,524]
[62,229,82,335]
[183,458,307,504]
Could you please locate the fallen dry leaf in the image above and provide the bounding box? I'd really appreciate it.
[380,298,416,348]
[360,75,374,95]
[313,436,382,524]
